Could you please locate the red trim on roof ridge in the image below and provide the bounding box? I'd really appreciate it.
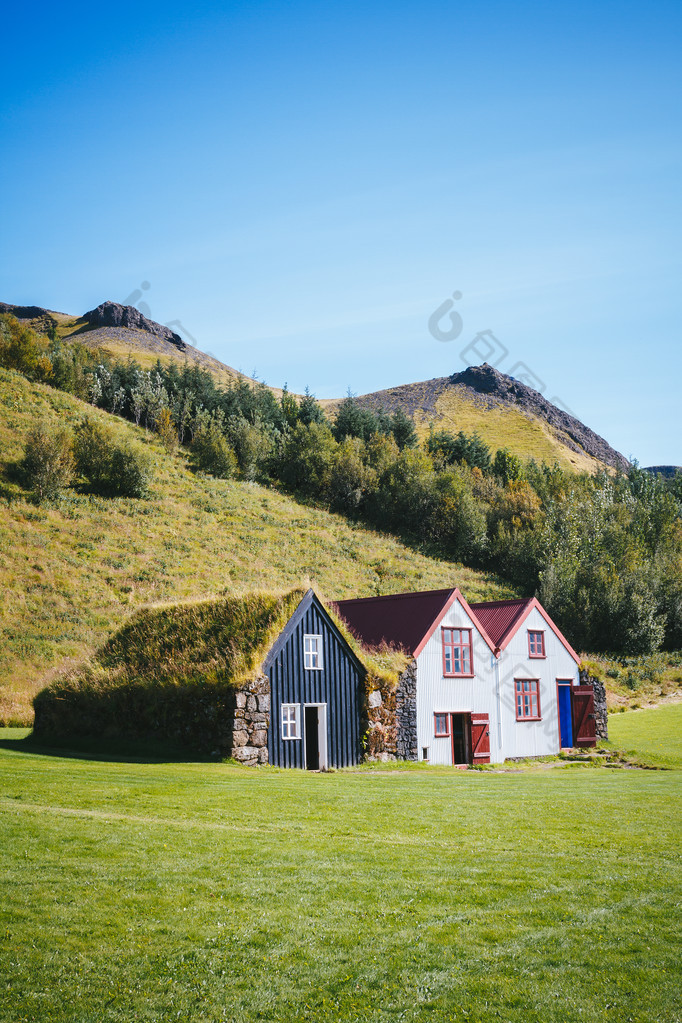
[333,587,454,607]
[469,598,531,608]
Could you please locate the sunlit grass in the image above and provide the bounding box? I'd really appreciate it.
[607,702,682,769]
[0,728,679,1023]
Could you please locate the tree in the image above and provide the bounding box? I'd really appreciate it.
[329,437,376,514]
[390,408,417,450]
[297,387,326,426]
[333,394,378,442]
[22,423,74,501]
[426,429,491,470]
[280,385,299,428]
[156,407,178,454]
[492,448,524,485]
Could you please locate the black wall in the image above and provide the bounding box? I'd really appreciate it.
[266,594,364,768]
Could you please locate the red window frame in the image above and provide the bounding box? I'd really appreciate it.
[434,713,450,737]
[441,628,474,677]
[515,678,541,720]
[528,630,546,658]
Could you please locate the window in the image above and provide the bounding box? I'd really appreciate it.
[442,628,473,676]
[515,679,541,720]
[281,703,301,739]
[434,713,450,737]
[528,630,546,657]
[303,634,323,670]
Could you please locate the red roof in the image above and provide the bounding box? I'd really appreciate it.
[333,589,457,656]
[333,588,497,657]
[334,589,580,665]
[468,599,532,648]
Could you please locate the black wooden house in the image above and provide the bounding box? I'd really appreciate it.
[264,590,365,769]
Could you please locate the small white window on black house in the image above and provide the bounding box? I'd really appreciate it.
[281,703,301,739]
[304,634,323,670]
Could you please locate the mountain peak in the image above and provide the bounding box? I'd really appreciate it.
[83,301,187,351]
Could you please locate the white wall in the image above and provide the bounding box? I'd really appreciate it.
[415,602,579,765]
[497,606,579,760]
[416,599,500,765]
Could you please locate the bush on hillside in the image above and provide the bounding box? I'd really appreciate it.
[191,423,238,478]
[21,422,74,501]
[74,417,153,497]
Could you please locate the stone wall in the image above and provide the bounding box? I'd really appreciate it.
[231,675,270,765]
[364,660,417,761]
[579,669,608,740]
[396,660,418,760]
[365,676,397,760]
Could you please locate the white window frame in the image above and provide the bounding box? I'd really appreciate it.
[303,634,323,671]
[281,703,301,739]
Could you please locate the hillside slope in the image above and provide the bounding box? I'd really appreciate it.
[323,364,628,473]
[0,368,514,724]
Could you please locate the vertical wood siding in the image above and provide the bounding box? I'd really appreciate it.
[267,599,363,768]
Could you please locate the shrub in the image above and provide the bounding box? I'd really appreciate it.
[74,417,152,497]
[0,314,53,382]
[107,444,153,498]
[73,419,112,489]
[191,424,238,478]
[22,423,74,501]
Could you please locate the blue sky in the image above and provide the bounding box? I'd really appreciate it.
[1,0,680,465]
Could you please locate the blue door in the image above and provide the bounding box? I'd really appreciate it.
[558,684,573,748]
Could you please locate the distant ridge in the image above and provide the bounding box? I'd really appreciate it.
[2,298,630,472]
[644,466,681,478]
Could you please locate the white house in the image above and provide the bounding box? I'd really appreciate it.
[334,588,595,765]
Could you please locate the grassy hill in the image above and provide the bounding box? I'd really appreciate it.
[0,367,514,725]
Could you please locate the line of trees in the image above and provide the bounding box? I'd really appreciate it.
[2,312,681,656]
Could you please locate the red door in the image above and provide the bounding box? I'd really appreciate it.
[572,686,597,748]
[470,713,491,764]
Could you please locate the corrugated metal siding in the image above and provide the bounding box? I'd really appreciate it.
[416,599,499,765]
[498,606,579,759]
[267,599,363,768]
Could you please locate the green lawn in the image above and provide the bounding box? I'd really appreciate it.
[0,730,680,1023]
[607,702,682,769]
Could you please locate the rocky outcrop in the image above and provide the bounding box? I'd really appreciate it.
[83,301,187,352]
[450,364,629,470]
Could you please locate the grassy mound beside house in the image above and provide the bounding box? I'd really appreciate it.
[33,590,306,755]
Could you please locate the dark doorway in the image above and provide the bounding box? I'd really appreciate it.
[451,713,471,765]
[305,706,320,770]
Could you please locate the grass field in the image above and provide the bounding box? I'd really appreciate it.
[607,702,682,769]
[0,723,680,1023]
[0,368,513,724]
